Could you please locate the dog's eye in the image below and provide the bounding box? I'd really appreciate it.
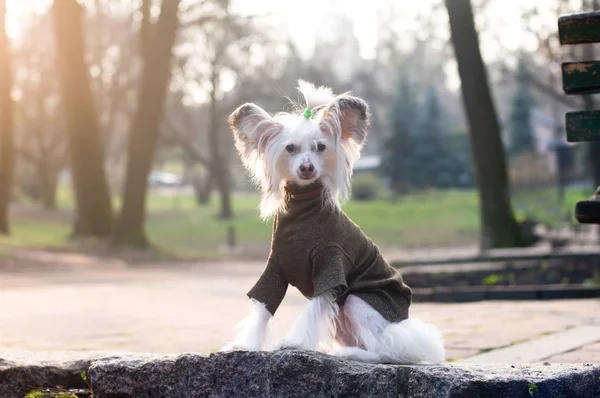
[285,144,296,153]
[317,143,326,152]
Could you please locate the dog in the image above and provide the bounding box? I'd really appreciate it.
[221,80,445,364]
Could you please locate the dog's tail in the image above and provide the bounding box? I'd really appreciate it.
[335,318,445,364]
[297,80,336,110]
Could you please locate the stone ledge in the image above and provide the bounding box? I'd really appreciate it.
[412,284,600,303]
[1,349,599,398]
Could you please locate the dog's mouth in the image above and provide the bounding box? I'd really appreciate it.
[296,169,319,181]
[299,172,316,180]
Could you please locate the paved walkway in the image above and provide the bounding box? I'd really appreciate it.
[1,254,599,363]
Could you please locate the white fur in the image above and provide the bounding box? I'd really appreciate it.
[221,299,271,351]
[298,79,335,109]
[226,82,445,364]
[331,295,445,364]
[272,292,338,352]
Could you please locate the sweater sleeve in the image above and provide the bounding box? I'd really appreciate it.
[311,245,352,298]
[247,256,288,316]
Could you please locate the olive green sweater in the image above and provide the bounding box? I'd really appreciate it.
[247,182,412,323]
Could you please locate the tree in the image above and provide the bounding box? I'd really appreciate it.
[52,0,113,237]
[413,86,446,188]
[166,7,272,218]
[162,93,214,206]
[445,0,525,250]
[12,4,138,209]
[205,37,233,219]
[14,93,67,209]
[381,76,417,195]
[110,0,182,247]
[14,11,66,209]
[508,60,536,158]
[0,0,14,234]
[85,2,140,181]
[442,132,474,188]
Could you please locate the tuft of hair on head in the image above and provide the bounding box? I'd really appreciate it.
[297,80,336,110]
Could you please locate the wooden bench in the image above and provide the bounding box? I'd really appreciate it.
[559,11,600,224]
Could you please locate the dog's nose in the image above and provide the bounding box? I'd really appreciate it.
[299,163,314,173]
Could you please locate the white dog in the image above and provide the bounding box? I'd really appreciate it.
[222,80,444,364]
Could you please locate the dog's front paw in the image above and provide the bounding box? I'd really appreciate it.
[220,342,255,352]
[271,338,307,351]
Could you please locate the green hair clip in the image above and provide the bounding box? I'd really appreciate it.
[303,108,312,119]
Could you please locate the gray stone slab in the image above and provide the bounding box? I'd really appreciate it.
[462,325,600,364]
[2,350,600,398]
[0,349,100,397]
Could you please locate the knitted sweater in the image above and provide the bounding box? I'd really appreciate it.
[247,182,412,323]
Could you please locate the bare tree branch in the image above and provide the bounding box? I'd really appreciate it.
[518,62,581,109]
[162,110,211,167]
[14,145,39,166]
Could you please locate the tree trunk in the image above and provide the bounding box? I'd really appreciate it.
[208,65,233,219]
[587,137,600,188]
[214,164,232,218]
[581,95,600,187]
[183,153,211,206]
[41,178,58,209]
[39,164,59,210]
[445,0,525,250]
[199,175,213,205]
[110,0,182,247]
[0,0,14,234]
[52,0,113,237]
[191,172,212,206]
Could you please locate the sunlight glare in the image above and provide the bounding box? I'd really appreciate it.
[5,0,51,39]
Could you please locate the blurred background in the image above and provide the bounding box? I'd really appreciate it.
[0,0,598,261]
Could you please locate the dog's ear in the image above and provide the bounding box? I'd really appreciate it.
[319,94,370,146]
[229,103,283,161]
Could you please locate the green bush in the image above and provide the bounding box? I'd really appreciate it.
[351,173,386,201]
[482,274,502,286]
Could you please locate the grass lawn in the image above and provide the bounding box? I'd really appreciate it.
[0,183,592,260]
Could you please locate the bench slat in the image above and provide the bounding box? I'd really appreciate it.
[559,11,600,44]
[565,110,600,142]
[562,61,600,94]
[575,200,600,223]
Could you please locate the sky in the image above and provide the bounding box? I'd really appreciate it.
[6,0,558,61]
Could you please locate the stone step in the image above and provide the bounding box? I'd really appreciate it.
[1,350,600,398]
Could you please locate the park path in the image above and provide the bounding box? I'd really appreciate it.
[1,250,599,363]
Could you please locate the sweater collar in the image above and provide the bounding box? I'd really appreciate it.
[284,181,324,201]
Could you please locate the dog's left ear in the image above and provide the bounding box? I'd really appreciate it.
[319,94,370,146]
[228,103,283,163]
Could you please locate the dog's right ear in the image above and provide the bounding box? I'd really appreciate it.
[229,103,283,163]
